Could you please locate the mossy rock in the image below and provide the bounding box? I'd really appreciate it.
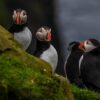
[0,25,52,76]
[0,25,74,100]
[71,85,100,100]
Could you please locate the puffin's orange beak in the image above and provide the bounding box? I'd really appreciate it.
[79,42,85,51]
[16,12,21,24]
[47,32,51,41]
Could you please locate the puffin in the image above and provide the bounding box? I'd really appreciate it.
[34,26,58,73]
[64,41,85,87]
[79,39,100,92]
[9,9,32,50]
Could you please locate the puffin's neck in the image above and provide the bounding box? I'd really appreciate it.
[72,48,83,53]
[34,39,51,57]
[9,23,27,33]
[36,40,50,50]
[89,47,100,55]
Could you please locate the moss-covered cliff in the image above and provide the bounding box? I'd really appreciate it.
[0,25,100,100]
[0,25,74,100]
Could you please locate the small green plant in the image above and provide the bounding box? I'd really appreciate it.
[71,84,100,100]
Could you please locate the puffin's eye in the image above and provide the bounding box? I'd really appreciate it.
[23,12,26,16]
[40,29,42,32]
[87,41,89,44]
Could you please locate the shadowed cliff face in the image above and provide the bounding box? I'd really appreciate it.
[0,0,10,27]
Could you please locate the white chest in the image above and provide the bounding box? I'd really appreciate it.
[79,55,84,74]
[14,27,32,50]
[64,50,71,76]
[40,45,58,73]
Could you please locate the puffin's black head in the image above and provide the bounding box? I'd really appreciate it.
[36,26,51,42]
[79,38,100,52]
[88,39,100,47]
[68,41,80,51]
[12,9,27,25]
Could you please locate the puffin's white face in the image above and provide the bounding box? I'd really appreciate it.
[84,40,96,52]
[12,9,27,25]
[36,27,51,42]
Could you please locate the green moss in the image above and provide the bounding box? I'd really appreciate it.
[0,55,72,100]
[0,26,74,100]
[71,85,100,100]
